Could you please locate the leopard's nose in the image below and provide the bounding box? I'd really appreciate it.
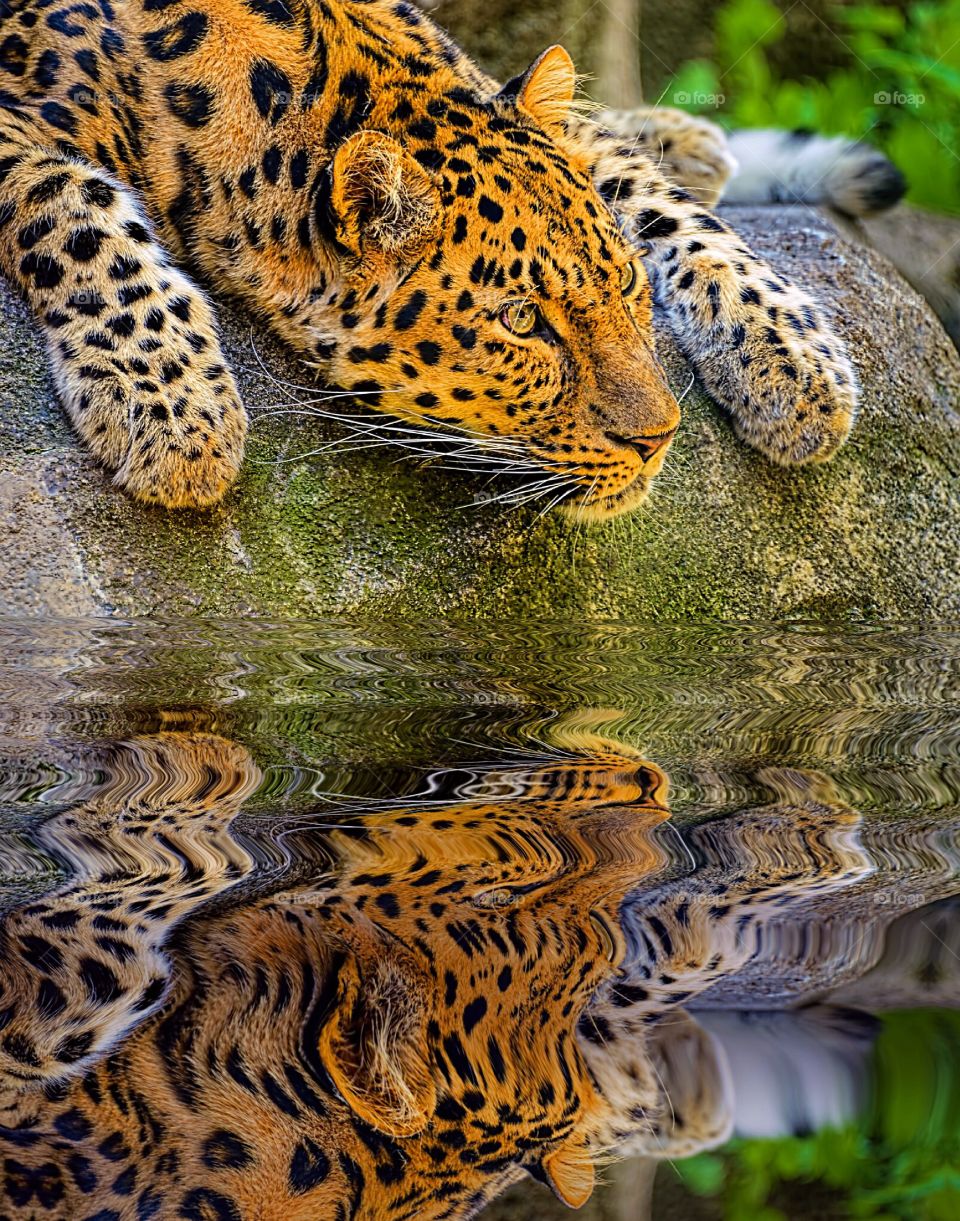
[607,428,677,462]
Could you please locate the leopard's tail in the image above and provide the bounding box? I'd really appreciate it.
[720,128,906,217]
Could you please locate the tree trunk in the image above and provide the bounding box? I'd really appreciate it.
[421,0,641,105]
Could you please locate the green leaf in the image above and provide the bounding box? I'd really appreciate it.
[836,4,907,35]
[676,1153,726,1196]
[664,60,724,113]
[717,0,786,65]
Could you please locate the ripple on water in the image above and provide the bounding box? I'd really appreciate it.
[0,619,958,1218]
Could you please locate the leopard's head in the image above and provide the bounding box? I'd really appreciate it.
[315,47,681,520]
[300,750,671,1214]
[177,749,731,1218]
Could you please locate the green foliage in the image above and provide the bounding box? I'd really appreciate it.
[674,1010,960,1220]
[666,0,960,213]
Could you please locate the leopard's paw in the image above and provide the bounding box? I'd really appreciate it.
[729,350,858,466]
[698,791,865,891]
[106,732,259,803]
[56,732,262,833]
[600,106,738,206]
[739,324,858,465]
[53,273,247,508]
[113,363,247,511]
[26,164,248,507]
[676,260,860,464]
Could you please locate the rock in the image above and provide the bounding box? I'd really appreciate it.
[1,205,959,620]
[851,203,960,353]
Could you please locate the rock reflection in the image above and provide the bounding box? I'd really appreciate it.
[0,731,957,1219]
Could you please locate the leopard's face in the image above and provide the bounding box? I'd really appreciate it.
[318,50,681,520]
[309,751,672,1211]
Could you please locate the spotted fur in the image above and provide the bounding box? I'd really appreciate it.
[0,0,878,516]
[0,731,895,1218]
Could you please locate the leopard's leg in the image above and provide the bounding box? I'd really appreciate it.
[0,105,246,507]
[577,772,869,1159]
[608,769,868,1006]
[0,733,259,1116]
[596,106,737,207]
[565,116,859,465]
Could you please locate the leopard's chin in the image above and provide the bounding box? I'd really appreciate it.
[559,473,653,522]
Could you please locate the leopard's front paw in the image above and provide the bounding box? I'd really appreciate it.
[700,787,864,890]
[680,263,860,465]
[22,166,250,509]
[730,350,858,466]
[63,732,261,827]
[53,272,247,509]
[727,319,854,461]
[600,106,738,206]
[114,364,247,510]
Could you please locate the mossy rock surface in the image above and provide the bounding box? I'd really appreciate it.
[1,206,958,620]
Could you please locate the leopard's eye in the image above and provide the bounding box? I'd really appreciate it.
[620,259,643,297]
[500,300,540,336]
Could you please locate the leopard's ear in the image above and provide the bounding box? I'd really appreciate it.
[540,1136,596,1209]
[326,130,442,259]
[499,45,577,136]
[319,949,437,1136]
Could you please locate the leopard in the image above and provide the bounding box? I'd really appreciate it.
[0,0,904,519]
[0,728,906,1219]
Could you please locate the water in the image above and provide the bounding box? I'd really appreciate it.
[0,620,958,1220]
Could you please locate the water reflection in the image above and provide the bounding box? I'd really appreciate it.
[1,721,958,1218]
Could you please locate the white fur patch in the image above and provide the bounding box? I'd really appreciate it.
[722,129,905,217]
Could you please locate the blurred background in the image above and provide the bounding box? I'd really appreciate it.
[427,0,960,216]
[662,0,960,218]
[478,1007,960,1220]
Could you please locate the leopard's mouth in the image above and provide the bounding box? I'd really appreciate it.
[539,427,675,520]
[559,471,654,521]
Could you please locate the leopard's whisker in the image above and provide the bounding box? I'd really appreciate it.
[409,457,542,475]
[528,481,581,524]
[247,389,414,408]
[675,372,697,405]
[500,487,572,510]
[456,474,571,510]
[336,415,528,449]
[363,426,525,452]
[575,474,602,522]
[259,430,540,472]
[246,384,534,448]
[253,401,529,456]
[253,414,528,464]
[248,407,348,423]
[243,332,312,395]
[441,467,554,485]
